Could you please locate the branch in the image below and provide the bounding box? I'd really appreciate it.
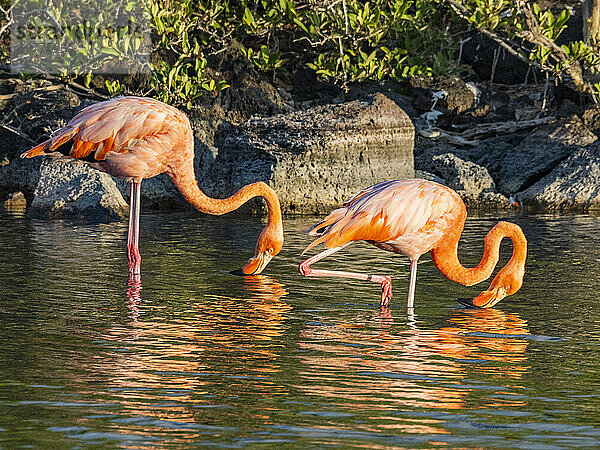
[0,0,20,38]
[0,122,36,144]
[515,1,591,93]
[446,0,596,95]
[420,117,555,146]
[444,0,544,71]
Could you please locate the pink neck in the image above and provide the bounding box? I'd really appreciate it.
[169,164,283,236]
[431,221,527,286]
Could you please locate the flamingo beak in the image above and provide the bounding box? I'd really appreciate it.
[458,287,508,308]
[230,252,274,276]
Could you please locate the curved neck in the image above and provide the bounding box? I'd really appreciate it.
[431,221,527,286]
[169,166,282,232]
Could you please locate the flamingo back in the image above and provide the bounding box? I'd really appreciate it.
[21,96,192,180]
[303,179,466,259]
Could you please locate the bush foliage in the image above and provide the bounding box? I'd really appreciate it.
[147,0,460,105]
[3,0,600,105]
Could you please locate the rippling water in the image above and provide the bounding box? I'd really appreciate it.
[0,209,599,448]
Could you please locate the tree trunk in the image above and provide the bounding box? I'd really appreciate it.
[583,0,600,44]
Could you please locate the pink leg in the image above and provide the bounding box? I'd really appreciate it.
[407,259,418,309]
[127,180,142,274]
[299,243,393,306]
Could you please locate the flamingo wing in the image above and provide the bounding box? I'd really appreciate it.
[303,179,465,258]
[20,96,184,163]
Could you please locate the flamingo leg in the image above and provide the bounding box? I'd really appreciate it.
[407,259,418,309]
[126,273,142,322]
[127,180,142,274]
[299,243,393,306]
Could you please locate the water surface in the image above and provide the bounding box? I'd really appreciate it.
[0,210,599,448]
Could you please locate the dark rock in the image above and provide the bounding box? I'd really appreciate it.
[460,191,511,211]
[482,84,551,122]
[431,153,496,195]
[416,142,478,168]
[203,93,414,214]
[0,157,43,202]
[184,44,295,159]
[414,170,445,185]
[382,91,417,119]
[484,90,513,119]
[414,167,509,211]
[410,76,478,115]
[519,142,600,212]
[205,42,292,124]
[557,98,582,119]
[423,152,509,210]
[554,82,587,113]
[345,80,418,118]
[478,116,597,195]
[0,83,91,203]
[582,104,600,136]
[0,84,84,160]
[31,159,128,222]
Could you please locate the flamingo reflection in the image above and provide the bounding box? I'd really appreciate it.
[98,275,291,437]
[295,307,530,434]
[125,274,142,322]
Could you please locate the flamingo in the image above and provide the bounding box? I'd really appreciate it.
[299,179,527,308]
[21,96,284,276]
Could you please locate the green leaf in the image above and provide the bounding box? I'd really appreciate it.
[243,7,256,27]
[294,17,308,33]
[556,9,570,27]
[101,48,120,56]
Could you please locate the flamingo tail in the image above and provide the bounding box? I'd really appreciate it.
[20,127,79,159]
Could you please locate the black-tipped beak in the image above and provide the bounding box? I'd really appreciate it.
[230,252,274,276]
[230,268,246,276]
[458,297,477,308]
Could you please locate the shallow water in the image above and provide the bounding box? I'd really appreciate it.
[0,209,599,448]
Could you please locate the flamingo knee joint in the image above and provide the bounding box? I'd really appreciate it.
[299,261,312,276]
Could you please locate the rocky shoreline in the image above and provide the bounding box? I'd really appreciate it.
[2,48,600,221]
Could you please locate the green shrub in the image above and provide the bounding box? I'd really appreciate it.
[8,0,146,81]
[456,0,600,98]
[3,0,600,104]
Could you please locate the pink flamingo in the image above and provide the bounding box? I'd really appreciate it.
[21,96,284,276]
[299,179,527,308]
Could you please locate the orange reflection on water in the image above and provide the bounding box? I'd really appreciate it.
[295,307,531,424]
[438,308,530,379]
[89,275,291,437]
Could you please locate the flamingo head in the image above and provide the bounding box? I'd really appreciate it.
[459,266,524,308]
[231,224,284,276]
